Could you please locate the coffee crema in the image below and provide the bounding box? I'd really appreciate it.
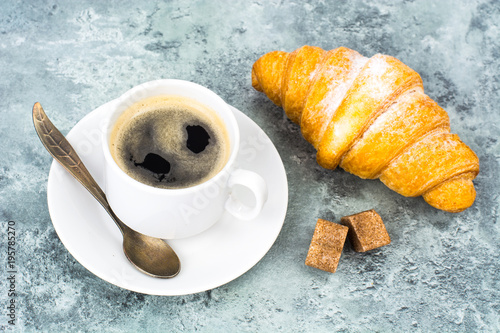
[109,95,230,189]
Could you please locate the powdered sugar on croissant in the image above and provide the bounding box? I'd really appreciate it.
[252,46,479,213]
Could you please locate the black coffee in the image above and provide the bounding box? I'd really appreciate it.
[110,96,230,189]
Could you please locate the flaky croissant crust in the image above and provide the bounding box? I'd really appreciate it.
[252,46,479,212]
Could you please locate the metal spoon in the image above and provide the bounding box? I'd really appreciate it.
[33,102,180,278]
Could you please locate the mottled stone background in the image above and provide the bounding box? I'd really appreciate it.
[1,0,499,332]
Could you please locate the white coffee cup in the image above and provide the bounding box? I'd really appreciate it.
[101,79,268,239]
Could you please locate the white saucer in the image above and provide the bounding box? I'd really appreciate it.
[46,102,288,296]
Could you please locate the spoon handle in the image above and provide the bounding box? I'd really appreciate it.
[32,102,112,213]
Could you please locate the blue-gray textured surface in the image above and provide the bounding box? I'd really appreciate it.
[0,0,499,332]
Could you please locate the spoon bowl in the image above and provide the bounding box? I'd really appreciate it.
[33,102,180,278]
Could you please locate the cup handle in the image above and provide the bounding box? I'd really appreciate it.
[225,169,268,220]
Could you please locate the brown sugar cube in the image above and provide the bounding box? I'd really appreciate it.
[305,219,349,273]
[340,209,391,252]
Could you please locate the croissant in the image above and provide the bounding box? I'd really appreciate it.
[251,46,479,213]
